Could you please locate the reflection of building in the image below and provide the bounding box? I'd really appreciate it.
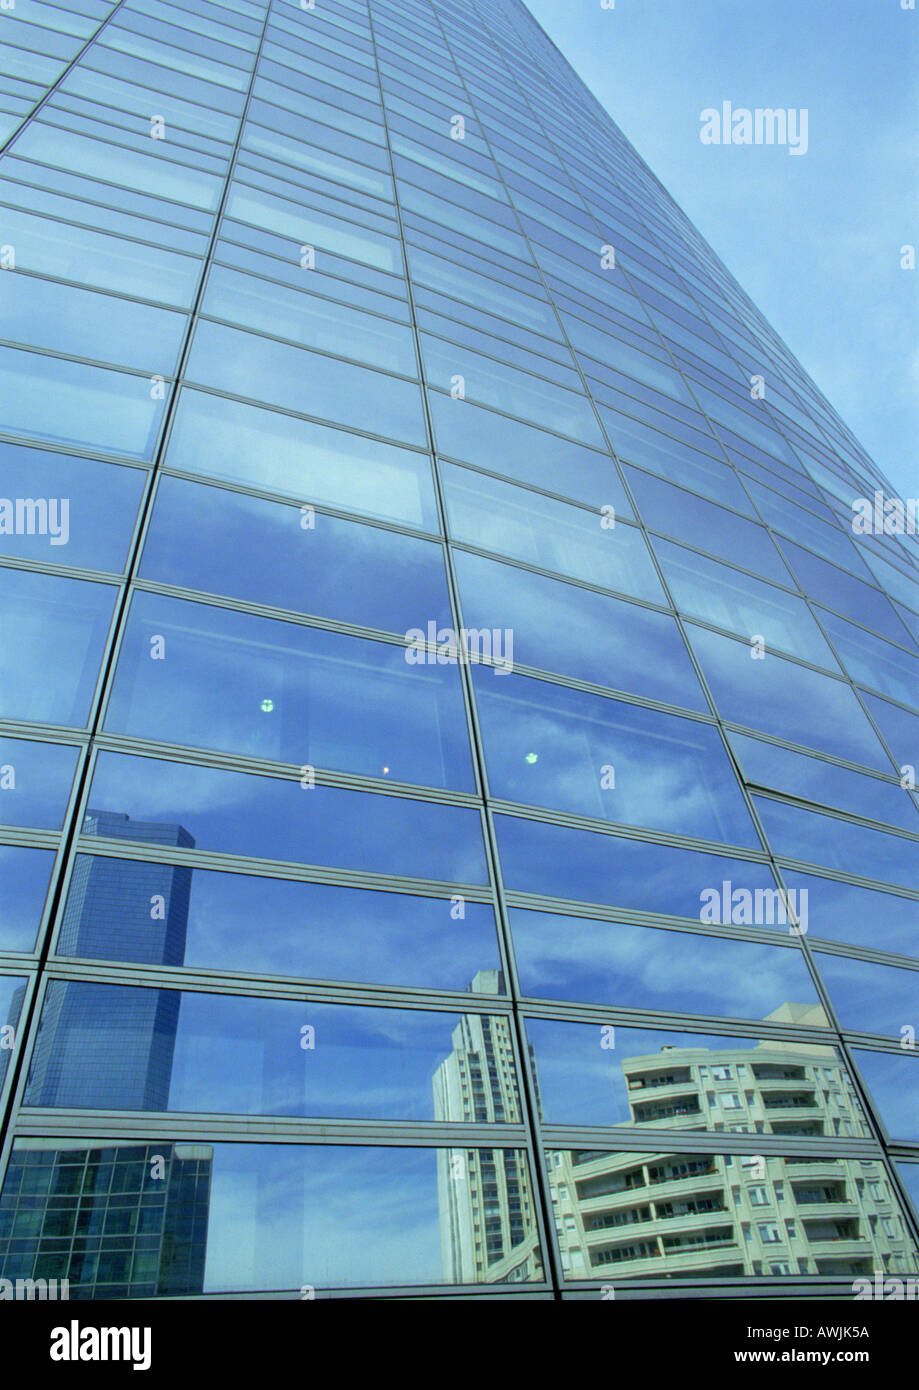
[433,971,543,1283]
[0,1140,212,1298]
[548,1005,913,1281]
[26,810,193,1110]
[2,815,208,1296]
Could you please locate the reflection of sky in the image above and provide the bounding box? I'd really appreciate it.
[780,872,919,958]
[854,1050,919,1142]
[496,813,780,916]
[511,909,817,1019]
[0,846,54,951]
[139,475,453,637]
[475,670,756,846]
[756,797,919,892]
[105,590,475,792]
[454,549,706,710]
[814,952,919,1037]
[0,737,79,831]
[141,867,501,992]
[688,625,890,770]
[203,1145,457,1290]
[49,984,492,1122]
[88,753,488,885]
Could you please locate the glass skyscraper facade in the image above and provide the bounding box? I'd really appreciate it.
[0,0,917,1301]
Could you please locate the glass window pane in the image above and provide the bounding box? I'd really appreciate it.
[139,476,451,633]
[527,1020,843,1130]
[442,462,659,600]
[0,568,116,726]
[85,753,489,884]
[754,797,919,892]
[652,535,839,668]
[729,733,919,833]
[0,849,55,952]
[455,550,705,710]
[105,592,475,791]
[625,466,789,585]
[24,982,520,1122]
[0,272,186,374]
[780,872,919,959]
[0,347,167,459]
[55,855,502,992]
[815,952,919,1039]
[852,1049,919,1142]
[184,320,427,445]
[496,813,785,921]
[0,442,145,573]
[166,388,438,530]
[0,738,79,830]
[686,625,890,769]
[0,1140,544,1292]
[511,909,818,1020]
[474,670,757,846]
[543,1151,914,1281]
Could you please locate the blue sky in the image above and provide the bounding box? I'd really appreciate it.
[526,0,918,501]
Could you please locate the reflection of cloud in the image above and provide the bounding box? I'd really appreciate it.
[204,1145,443,1290]
[514,911,813,1018]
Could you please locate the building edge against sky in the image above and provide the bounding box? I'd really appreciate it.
[0,0,917,1298]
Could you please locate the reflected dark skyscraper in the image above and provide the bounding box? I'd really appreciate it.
[0,0,918,1300]
[0,815,210,1299]
[26,811,194,1110]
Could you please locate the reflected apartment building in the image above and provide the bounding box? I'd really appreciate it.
[1,0,918,1300]
[437,994,914,1284]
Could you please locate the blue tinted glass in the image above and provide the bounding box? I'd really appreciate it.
[0,1139,543,1291]
[185,320,427,445]
[167,388,438,530]
[455,551,705,709]
[25,981,519,1122]
[863,693,919,772]
[0,272,187,373]
[140,477,451,632]
[105,592,475,791]
[511,909,818,1019]
[0,347,167,459]
[56,855,502,992]
[852,1049,919,1142]
[0,568,115,726]
[441,462,658,599]
[780,872,919,958]
[0,206,202,304]
[729,733,919,832]
[0,974,28,1082]
[0,738,79,830]
[0,442,145,572]
[0,848,55,951]
[687,626,891,769]
[86,753,489,884]
[625,465,789,584]
[474,670,757,845]
[779,536,911,645]
[755,797,919,892]
[652,535,839,668]
[496,813,783,921]
[822,610,919,711]
[815,952,919,1039]
[428,392,624,510]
